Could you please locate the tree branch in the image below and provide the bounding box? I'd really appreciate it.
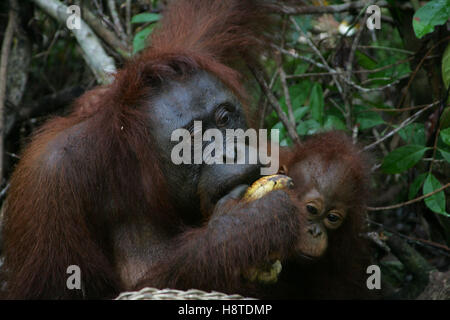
[107,0,127,42]
[249,65,300,145]
[386,234,434,299]
[125,0,132,40]
[82,6,130,58]
[31,0,116,84]
[367,183,450,212]
[363,101,438,151]
[0,1,17,185]
[275,53,295,126]
[266,0,388,15]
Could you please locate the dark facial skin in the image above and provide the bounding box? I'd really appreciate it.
[147,70,260,221]
[289,156,349,260]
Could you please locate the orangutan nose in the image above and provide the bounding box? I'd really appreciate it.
[308,224,323,238]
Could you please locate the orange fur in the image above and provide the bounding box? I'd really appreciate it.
[2,0,277,299]
[278,131,376,299]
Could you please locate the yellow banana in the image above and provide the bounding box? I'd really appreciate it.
[241,174,292,284]
[244,260,282,285]
[242,174,294,202]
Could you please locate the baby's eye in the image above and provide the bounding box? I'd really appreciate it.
[327,213,340,223]
[306,204,319,215]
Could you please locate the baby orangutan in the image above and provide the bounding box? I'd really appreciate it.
[244,131,375,299]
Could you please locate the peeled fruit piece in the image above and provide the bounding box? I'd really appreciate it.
[242,174,294,202]
[241,174,293,284]
[244,260,282,285]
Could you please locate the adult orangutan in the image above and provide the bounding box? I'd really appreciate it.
[1,0,375,300]
[1,0,306,299]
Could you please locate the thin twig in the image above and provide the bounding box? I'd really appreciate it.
[397,36,450,108]
[259,70,278,129]
[367,219,450,256]
[361,77,392,84]
[107,0,127,42]
[126,0,132,41]
[342,74,408,93]
[368,101,439,113]
[329,98,346,117]
[41,29,60,65]
[266,0,388,15]
[0,2,16,185]
[405,236,450,253]
[428,87,449,174]
[286,56,414,79]
[422,158,446,163]
[357,45,414,55]
[275,18,295,125]
[93,0,117,32]
[372,128,389,156]
[271,44,328,70]
[82,6,131,58]
[349,19,369,74]
[428,128,441,174]
[367,183,450,211]
[346,12,367,80]
[276,54,295,125]
[249,65,300,145]
[290,17,343,95]
[32,0,116,84]
[362,101,438,151]
[0,183,10,201]
[5,151,19,159]
[344,14,368,131]
[82,6,130,57]
[283,17,411,96]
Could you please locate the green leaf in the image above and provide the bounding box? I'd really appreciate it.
[355,50,378,70]
[131,13,160,24]
[409,173,427,200]
[294,63,309,75]
[291,16,312,43]
[380,260,406,287]
[271,121,287,141]
[443,43,450,89]
[412,0,450,39]
[293,16,312,32]
[309,83,324,125]
[280,138,289,147]
[324,115,347,131]
[398,123,426,146]
[294,106,309,122]
[297,119,321,136]
[133,24,156,54]
[290,82,312,107]
[440,107,450,130]
[381,145,428,174]
[440,127,450,145]
[439,148,450,162]
[278,82,312,114]
[423,173,449,216]
[355,105,385,130]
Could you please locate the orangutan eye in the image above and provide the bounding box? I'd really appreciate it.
[218,113,229,126]
[215,104,234,127]
[327,213,340,223]
[324,210,344,229]
[306,204,319,215]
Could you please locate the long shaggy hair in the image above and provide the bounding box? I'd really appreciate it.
[2,0,276,299]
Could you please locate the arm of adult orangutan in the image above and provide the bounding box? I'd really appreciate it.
[134,189,301,294]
